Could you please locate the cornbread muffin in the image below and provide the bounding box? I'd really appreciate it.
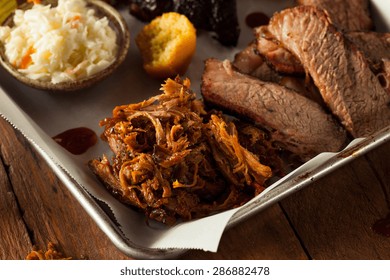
[136,12,196,78]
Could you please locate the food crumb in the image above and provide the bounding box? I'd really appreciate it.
[25,242,71,260]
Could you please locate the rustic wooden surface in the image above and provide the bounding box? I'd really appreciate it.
[0,116,389,260]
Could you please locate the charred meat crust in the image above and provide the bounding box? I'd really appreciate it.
[128,0,240,46]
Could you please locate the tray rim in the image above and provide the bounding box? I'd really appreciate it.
[1,0,390,260]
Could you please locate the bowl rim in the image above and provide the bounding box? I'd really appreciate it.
[0,0,131,92]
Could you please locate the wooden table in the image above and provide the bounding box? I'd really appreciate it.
[1,116,389,260]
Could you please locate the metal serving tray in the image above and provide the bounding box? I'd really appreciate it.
[0,0,389,259]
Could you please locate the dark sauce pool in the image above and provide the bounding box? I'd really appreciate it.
[372,214,390,237]
[53,127,97,155]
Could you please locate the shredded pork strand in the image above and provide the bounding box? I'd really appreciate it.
[89,77,272,225]
[25,242,71,260]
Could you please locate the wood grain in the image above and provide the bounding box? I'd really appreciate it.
[0,118,129,260]
[280,143,390,259]
[0,140,32,260]
[183,204,308,259]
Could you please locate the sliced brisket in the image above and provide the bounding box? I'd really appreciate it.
[201,58,347,161]
[296,0,373,31]
[254,27,390,76]
[255,26,305,75]
[232,41,282,83]
[346,31,390,70]
[233,40,324,106]
[268,6,390,137]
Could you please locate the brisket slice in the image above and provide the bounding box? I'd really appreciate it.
[251,27,390,110]
[232,41,282,83]
[201,58,347,161]
[346,31,390,71]
[255,26,305,75]
[296,0,373,31]
[233,41,324,106]
[268,6,390,137]
[254,26,390,76]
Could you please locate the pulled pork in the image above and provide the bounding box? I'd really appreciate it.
[89,77,272,225]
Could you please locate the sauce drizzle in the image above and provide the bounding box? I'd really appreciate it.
[372,214,390,237]
[53,127,97,155]
[245,12,270,28]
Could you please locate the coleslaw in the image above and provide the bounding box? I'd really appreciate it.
[0,0,118,84]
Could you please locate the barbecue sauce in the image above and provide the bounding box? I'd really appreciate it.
[372,214,390,237]
[245,12,270,28]
[53,127,97,155]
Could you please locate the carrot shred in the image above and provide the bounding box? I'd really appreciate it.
[27,0,41,4]
[19,46,35,69]
[67,15,82,28]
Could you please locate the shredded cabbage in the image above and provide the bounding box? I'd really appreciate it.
[0,0,118,83]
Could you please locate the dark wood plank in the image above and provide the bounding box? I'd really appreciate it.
[183,204,308,259]
[0,141,32,259]
[0,118,129,260]
[280,141,390,259]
